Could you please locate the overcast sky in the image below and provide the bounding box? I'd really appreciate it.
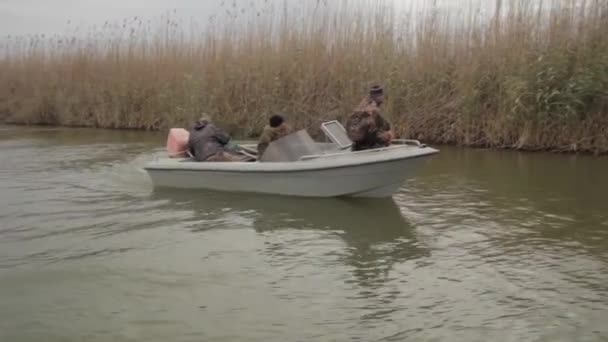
[0,0,488,37]
[1,0,226,36]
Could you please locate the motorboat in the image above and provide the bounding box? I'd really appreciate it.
[143,121,439,198]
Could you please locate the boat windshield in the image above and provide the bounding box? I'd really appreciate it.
[321,120,352,149]
[260,129,323,162]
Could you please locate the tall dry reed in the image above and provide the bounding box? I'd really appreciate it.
[1,0,607,153]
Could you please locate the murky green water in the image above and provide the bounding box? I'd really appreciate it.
[1,125,607,341]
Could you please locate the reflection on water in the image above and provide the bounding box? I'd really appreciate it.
[151,190,429,290]
[1,126,608,342]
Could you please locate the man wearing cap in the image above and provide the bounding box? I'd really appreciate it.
[345,85,393,151]
[257,114,292,158]
[187,114,246,162]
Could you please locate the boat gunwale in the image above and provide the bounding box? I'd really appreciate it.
[143,145,439,174]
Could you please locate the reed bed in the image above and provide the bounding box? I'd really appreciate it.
[1,0,607,153]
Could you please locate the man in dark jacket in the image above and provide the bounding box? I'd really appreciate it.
[345,85,393,151]
[187,115,245,162]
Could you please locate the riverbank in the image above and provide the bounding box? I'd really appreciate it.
[1,0,607,154]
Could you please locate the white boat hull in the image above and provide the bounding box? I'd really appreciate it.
[144,145,438,198]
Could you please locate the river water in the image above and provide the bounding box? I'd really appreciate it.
[1,125,607,341]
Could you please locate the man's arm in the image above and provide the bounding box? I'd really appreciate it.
[374,114,392,143]
[212,125,231,145]
[257,127,271,156]
[376,113,391,131]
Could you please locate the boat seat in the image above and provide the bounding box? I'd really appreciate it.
[320,120,353,150]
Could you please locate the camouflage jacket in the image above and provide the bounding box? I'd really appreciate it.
[257,123,292,157]
[345,97,391,151]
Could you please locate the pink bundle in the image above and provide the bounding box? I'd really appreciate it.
[166,128,190,158]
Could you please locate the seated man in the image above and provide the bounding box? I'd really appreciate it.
[187,114,245,162]
[345,85,393,151]
[257,114,292,157]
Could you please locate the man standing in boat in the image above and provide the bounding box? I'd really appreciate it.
[345,85,393,151]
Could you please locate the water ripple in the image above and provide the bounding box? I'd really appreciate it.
[1,127,608,341]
